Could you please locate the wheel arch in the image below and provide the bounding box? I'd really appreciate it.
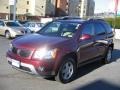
[55,52,78,75]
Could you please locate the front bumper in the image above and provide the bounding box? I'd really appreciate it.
[10,31,24,38]
[7,57,38,75]
[7,53,56,77]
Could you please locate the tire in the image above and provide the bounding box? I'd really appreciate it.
[103,47,113,64]
[55,57,76,83]
[5,31,11,39]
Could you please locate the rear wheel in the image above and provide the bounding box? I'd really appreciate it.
[5,31,11,39]
[103,47,112,64]
[55,57,76,83]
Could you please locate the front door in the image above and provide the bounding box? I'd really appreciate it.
[78,23,98,64]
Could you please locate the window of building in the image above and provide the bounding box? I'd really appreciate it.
[26,9,29,13]
[27,1,29,5]
[6,6,8,9]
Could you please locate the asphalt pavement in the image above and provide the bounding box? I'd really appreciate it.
[0,36,120,90]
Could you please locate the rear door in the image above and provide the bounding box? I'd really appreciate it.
[78,23,98,63]
[94,22,107,56]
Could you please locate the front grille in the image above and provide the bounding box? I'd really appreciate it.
[19,49,31,57]
[12,47,31,58]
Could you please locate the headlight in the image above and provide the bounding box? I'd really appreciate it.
[33,47,58,60]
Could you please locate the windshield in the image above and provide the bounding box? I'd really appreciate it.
[37,23,44,27]
[6,22,21,27]
[38,21,80,38]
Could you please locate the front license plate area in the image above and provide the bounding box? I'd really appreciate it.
[12,59,20,68]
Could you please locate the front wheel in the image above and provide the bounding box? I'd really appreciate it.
[55,57,76,83]
[5,31,11,39]
[103,47,113,64]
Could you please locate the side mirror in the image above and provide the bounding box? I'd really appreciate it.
[80,34,92,40]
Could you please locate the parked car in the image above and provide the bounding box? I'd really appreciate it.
[6,18,114,83]
[0,20,31,39]
[23,22,44,32]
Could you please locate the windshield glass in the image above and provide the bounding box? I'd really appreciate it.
[38,21,80,38]
[37,23,44,27]
[6,22,21,27]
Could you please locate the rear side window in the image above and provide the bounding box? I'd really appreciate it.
[102,22,112,34]
[81,23,94,36]
[94,23,106,35]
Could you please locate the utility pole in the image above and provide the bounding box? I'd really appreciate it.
[13,0,16,21]
[9,0,16,20]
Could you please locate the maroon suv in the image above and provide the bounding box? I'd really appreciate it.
[6,19,114,83]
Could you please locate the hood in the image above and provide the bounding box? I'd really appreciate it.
[12,34,69,49]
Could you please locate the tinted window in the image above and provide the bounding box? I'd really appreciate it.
[94,23,106,35]
[102,22,112,34]
[6,22,21,27]
[81,23,94,36]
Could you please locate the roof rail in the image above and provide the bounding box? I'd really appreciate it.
[88,16,104,20]
[55,16,82,20]
[87,16,105,21]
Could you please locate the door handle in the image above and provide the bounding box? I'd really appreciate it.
[96,40,108,45]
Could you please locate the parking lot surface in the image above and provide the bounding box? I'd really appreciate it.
[0,36,120,90]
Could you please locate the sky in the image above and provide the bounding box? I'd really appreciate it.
[94,0,117,13]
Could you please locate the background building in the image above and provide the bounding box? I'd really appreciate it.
[0,0,95,20]
[55,0,68,16]
[16,0,56,18]
[0,0,56,20]
[68,0,79,16]
[60,0,95,17]
[86,0,95,17]
[0,0,9,19]
[78,0,95,17]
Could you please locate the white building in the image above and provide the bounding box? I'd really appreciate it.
[0,0,56,19]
